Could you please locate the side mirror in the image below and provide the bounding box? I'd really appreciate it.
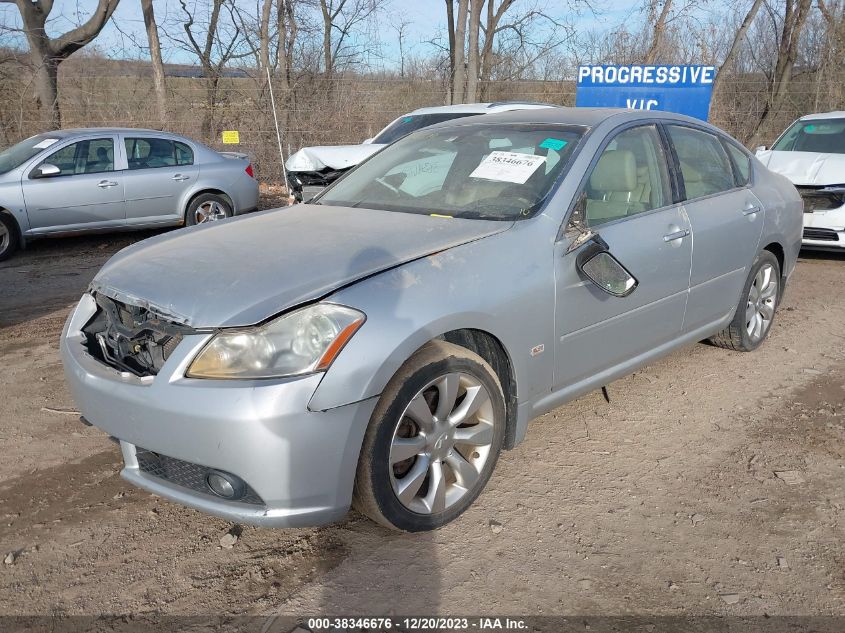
[755,145,767,154]
[33,163,60,178]
[575,236,638,297]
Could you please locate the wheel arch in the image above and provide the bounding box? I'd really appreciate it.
[438,328,519,450]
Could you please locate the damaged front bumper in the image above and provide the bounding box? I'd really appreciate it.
[60,293,376,528]
[286,168,349,202]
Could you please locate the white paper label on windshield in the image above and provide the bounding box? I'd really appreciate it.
[469,151,545,184]
[33,138,59,149]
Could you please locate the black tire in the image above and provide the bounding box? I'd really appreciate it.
[0,214,20,262]
[185,193,233,226]
[353,340,506,532]
[710,250,781,352]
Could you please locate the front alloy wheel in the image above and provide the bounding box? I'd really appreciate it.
[354,341,506,531]
[389,372,496,515]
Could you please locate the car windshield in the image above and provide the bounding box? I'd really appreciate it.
[0,134,64,175]
[772,118,845,154]
[372,113,481,145]
[316,123,584,220]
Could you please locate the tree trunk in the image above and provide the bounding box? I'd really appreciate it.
[465,0,483,102]
[141,0,167,127]
[644,0,673,64]
[259,0,273,80]
[320,0,333,77]
[446,0,456,103]
[12,0,120,127]
[33,59,60,128]
[452,0,470,104]
[711,0,765,97]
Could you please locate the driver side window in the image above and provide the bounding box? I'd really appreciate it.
[39,139,114,176]
[583,125,671,227]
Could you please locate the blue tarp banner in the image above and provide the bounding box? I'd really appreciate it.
[575,65,715,121]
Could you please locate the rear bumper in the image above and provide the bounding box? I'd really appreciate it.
[60,294,376,528]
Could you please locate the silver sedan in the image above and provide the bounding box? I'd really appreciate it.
[61,108,802,532]
[0,128,259,260]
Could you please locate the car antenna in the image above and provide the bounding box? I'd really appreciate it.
[601,386,610,403]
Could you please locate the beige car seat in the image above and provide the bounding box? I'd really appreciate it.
[585,150,647,223]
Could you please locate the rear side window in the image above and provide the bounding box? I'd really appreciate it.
[39,138,114,176]
[125,138,194,170]
[722,140,751,186]
[667,125,736,200]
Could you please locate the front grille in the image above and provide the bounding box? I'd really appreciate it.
[135,448,265,506]
[803,227,840,242]
[82,294,192,377]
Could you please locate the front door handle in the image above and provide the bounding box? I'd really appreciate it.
[742,203,761,216]
[172,174,190,182]
[98,180,118,188]
[663,228,690,242]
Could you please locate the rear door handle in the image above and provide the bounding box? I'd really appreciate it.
[98,180,118,188]
[663,229,690,242]
[743,204,761,216]
[172,174,190,181]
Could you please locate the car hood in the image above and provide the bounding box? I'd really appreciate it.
[285,144,384,172]
[756,149,845,186]
[90,204,511,328]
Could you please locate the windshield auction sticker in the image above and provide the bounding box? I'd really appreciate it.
[469,151,545,184]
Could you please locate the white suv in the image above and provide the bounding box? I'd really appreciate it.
[285,102,556,201]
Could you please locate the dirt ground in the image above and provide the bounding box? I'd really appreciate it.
[0,207,843,621]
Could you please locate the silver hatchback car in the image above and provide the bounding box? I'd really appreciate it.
[61,108,802,532]
[0,128,259,260]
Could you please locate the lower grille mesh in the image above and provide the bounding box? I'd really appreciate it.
[803,227,840,242]
[135,448,265,506]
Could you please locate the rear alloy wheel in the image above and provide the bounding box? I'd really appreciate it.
[186,193,232,226]
[710,250,781,352]
[354,341,506,531]
[0,214,20,262]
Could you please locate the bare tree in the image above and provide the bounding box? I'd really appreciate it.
[711,0,765,95]
[644,0,673,63]
[392,14,412,77]
[176,0,246,138]
[1,0,120,127]
[141,0,167,126]
[749,0,813,144]
[318,0,381,77]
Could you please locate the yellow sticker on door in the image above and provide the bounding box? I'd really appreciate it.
[221,131,240,144]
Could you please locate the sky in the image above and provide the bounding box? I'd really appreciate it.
[1,0,638,68]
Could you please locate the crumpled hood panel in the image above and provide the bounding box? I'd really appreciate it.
[757,150,845,185]
[90,205,511,328]
[285,144,384,172]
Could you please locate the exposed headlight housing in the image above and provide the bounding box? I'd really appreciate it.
[187,303,365,379]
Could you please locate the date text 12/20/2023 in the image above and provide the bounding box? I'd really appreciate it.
[306,617,528,630]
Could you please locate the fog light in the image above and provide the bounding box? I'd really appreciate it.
[206,470,245,500]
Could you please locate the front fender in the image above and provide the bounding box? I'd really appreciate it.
[307,220,557,413]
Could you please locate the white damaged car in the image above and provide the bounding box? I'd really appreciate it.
[756,111,845,250]
[285,102,555,201]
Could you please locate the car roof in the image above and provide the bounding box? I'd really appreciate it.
[420,106,707,130]
[799,111,845,121]
[39,127,183,137]
[406,102,556,116]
